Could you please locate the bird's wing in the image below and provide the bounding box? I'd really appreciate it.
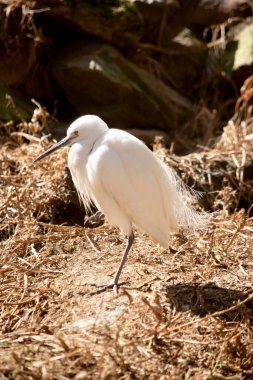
[87,130,179,246]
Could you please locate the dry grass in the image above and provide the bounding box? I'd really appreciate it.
[1,96,253,379]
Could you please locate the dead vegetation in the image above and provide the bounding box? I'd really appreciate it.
[1,89,253,379]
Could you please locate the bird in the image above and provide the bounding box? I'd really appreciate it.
[34,115,208,291]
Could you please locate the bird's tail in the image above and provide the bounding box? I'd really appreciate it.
[162,162,210,233]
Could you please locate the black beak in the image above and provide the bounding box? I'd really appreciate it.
[34,135,73,163]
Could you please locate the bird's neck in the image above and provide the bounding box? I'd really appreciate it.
[68,140,91,168]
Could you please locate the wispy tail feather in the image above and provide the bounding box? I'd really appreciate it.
[163,162,211,233]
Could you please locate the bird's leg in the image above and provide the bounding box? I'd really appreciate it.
[113,231,134,292]
[91,232,134,294]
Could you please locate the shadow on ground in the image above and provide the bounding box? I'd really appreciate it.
[164,282,253,320]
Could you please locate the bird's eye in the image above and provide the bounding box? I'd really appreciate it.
[71,130,78,137]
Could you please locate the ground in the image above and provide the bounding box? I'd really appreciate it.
[0,119,253,379]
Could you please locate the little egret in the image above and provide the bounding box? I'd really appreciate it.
[34,115,208,291]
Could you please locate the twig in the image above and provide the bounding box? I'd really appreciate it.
[85,233,101,254]
[223,214,246,254]
[157,0,169,46]
[212,292,253,317]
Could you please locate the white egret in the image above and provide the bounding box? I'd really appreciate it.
[34,115,208,291]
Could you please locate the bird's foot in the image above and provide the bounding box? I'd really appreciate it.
[104,282,118,293]
[98,281,126,293]
[89,281,127,295]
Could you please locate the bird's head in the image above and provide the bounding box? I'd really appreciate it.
[34,115,108,163]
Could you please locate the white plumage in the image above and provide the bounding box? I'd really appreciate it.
[34,115,208,290]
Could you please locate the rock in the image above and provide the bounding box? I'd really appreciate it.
[233,24,253,70]
[0,5,36,87]
[36,0,143,48]
[222,22,253,84]
[0,0,251,130]
[187,0,252,26]
[133,0,182,43]
[131,27,208,103]
[0,3,54,99]
[159,32,208,98]
[19,0,252,51]
[0,86,34,122]
[53,43,193,133]
[133,0,252,44]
